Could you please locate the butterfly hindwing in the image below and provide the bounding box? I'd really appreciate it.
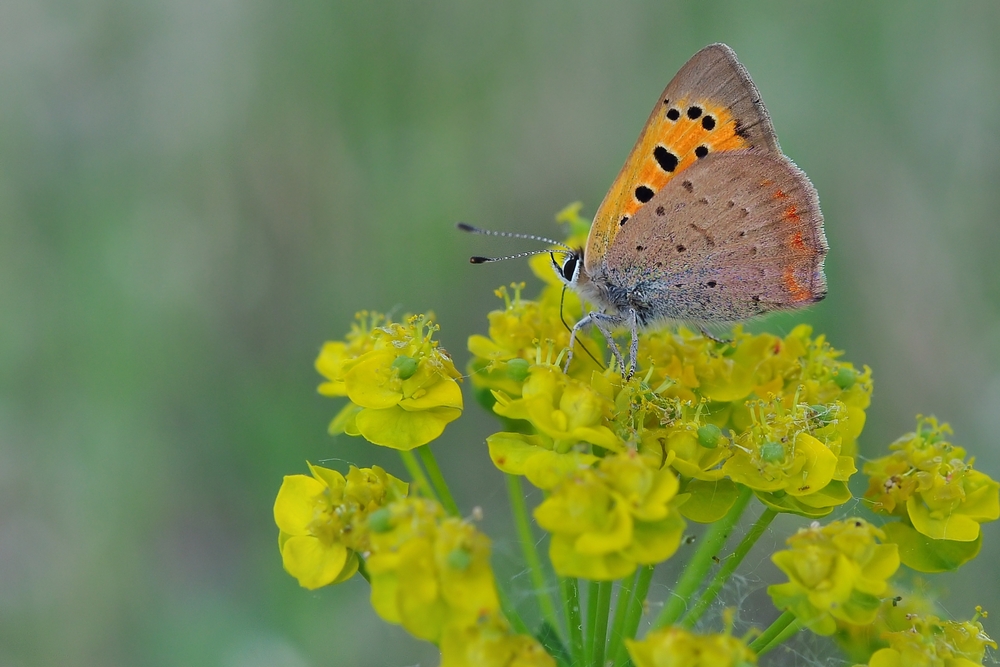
[585,43,780,274]
[601,150,826,323]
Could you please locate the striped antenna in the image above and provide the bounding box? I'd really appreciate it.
[457,222,573,252]
[469,248,572,264]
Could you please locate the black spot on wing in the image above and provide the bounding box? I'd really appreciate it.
[635,186,654,203]
[653,146,678,173]
[666,108,680,121]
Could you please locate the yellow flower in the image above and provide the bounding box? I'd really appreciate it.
[722,397,854,518]
[440,610,556,667]
[467,283,600,400]
[768,519,900,635]
[315,310,386,397]
[626,626,757,667]
[760,325,872,459]
[834,583,939,664]
[492,364,623,454]
[638,327,771,404]
[866,611,995,667]
[486,431,598,490]
[534,451,686,579]
[864,417,1000,543]
[273,463,407,590]
[366,498,500,643]
[320,313,464,450]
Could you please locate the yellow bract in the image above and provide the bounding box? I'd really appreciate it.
[318,313,464,451]
[768,519,900,635]
[440,611,556,667]
[366,498,500,643]
[626,626,757,667]
[273,463,407,590]
[866,612,995,667]
[534,451,686,579]
[864,417,1000,543]
[493,365,623,453]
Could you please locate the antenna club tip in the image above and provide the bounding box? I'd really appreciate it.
[470,256,488,264]
[456,222,476,232]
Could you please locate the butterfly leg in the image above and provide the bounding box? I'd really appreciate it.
[698,326,732,345]
[588,313,628,376]
[564,312,627,375]
[626,308,640,380]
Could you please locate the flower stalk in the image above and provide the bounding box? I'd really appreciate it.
[653,485,752,629]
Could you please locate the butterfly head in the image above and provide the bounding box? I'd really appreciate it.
[551,249,584,289]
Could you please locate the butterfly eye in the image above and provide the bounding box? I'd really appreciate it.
[561,255,579,282]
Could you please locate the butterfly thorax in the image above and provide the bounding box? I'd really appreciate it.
[561,255,652,325]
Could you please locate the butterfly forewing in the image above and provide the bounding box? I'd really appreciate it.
[585,43,780,274]
[601,151,827,324]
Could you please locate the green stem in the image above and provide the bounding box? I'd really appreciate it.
[652,484,753,629]
[506,474,562,633]
[398,450,438,502]
[417,445,460,516]
[605,570,638,664]
[591,581,613,667]
[756,617,803,657]
[613,564,655,667]
[748,610,796,654]
[496,580,530,635]
[585,581,599,666]
[561,578,584,667]
[681,508,777,628]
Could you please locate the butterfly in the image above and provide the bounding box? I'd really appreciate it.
[465,43,827,377]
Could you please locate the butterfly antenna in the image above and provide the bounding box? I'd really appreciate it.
[559,285,605,370]
[469,249,572,264]
[457,222,574,252]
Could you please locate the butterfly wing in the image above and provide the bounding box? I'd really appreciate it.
[585,43,779,275]
[600,150,827,323]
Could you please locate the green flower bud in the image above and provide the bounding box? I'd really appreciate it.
[447,547,473,571]
[697,424,722,449]
[391,355,419,380]
[505,358,530,382]
[368,508,393,533]
[833,367,856,389]
[760,441,785,463]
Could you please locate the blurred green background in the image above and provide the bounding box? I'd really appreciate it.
[4,1,1000,665]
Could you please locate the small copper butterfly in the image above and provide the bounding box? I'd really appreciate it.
[464,43,827,376]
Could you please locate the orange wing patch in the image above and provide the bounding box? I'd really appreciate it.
[587,97,751,265]
[783,265,811,302]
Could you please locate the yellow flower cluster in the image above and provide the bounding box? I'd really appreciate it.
[833,583,939,664]
[276,205,1000,666]
[365,497,553,664]
[273,463,407,589]
[366,497,497,641]
[626,626,757,667]
[767,519,899,635]
[863,417,1000,572]
[533,451,686,579]
[317,312,464,450]
[441,611,556,667]
[866,611,995,667]
[468,228,873,577]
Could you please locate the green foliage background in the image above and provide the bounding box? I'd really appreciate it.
[3,2,1000,665]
